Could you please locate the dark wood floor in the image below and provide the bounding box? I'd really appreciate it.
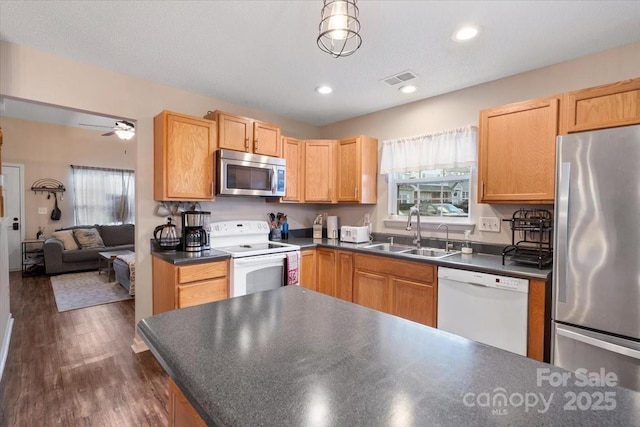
[0,271,169,426]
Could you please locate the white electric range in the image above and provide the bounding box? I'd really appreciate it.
[209,220,300,297]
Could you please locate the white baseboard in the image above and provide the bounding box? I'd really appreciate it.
[131,335,149,353]
[0,314,14,382]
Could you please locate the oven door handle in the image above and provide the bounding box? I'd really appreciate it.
[233,253,287,265]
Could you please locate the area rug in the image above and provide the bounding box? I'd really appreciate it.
[50,271,134,312]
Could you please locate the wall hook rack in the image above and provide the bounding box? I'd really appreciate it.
[31,178,66,197]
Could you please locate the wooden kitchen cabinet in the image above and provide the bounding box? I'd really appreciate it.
[478,97,559,204]
[315,248,354,301]
[303,139,337,203]
[206,110,281,157]
[152,256,229,314]
[154,110,217,201]
[336,135,378,203]
[168,378,206,427]
[561,77,640,134]
[299,248,317,291]
[282,137,303,202]
[353,253,437,326]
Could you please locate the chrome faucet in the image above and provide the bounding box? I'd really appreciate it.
[405,205,422,248]
[437,223,451,253]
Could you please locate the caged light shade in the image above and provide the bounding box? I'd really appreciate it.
[317,0,362,58]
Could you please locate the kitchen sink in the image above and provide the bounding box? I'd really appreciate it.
[363,243,415,253]
[364,243,460,259]
[403,248,460,259]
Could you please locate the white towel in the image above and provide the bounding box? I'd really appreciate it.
[285,252,299,286]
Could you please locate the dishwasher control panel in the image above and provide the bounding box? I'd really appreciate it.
[438,267,529,293]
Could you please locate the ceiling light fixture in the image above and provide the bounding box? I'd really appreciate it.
[115,129,135,140]
[399,85,418,94]
[316,85,333,94]
[317,0,362,58]
[452,25,481,42]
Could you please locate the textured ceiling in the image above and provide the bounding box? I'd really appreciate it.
[1,1,640,126]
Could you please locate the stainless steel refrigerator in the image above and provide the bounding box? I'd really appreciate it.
[552,124,640,392]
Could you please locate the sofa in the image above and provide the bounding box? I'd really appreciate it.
[43,224,134,275]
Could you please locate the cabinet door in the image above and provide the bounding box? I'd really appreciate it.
[316,248,336,296]
[392,278,436,327]
[177,278,228,308]
[300,249,316,291]
[303,140,336,203]
[217,112,252,152]
[154,111,216,201]
[168,378,206,427]
[282,137,303,202]
[478,97,558,204]
[254,121,281,157]
[337,137,361,202]
[353,270,390,313]
[561,78,640,134]
[335,251,353,302]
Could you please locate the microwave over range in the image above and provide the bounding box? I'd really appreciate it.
[216,149,286,197]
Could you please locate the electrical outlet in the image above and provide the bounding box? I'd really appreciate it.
[364,213,370,224]
[479,217,501,232]
[38,207,48,215]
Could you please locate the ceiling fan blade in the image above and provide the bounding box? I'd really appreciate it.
[102,130,116,136]
[80,123,114,129]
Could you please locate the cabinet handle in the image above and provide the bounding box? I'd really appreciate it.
[245,138,249,150]
[482,181,485,198]
[211,182,214,197]
[355,187,358,198]
[254,139,258,150]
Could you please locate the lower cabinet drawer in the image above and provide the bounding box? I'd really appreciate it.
[177,278,228,308]
[178,261,228,284]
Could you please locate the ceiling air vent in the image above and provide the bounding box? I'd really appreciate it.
[381,70,418,86]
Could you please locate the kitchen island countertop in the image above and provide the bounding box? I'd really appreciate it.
[138,286,639,426]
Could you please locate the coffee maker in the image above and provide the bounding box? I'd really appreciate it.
[181,210,210,252]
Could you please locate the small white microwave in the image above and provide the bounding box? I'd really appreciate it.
[217,149,286,197]
[340,226,370,243]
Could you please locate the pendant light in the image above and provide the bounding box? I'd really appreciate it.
[317,0,362,58]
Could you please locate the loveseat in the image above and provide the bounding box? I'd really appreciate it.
[43,224,134,275]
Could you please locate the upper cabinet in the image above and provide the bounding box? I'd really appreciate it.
[154,111,217,201]
[478,97,559,204]
[206,110,281,157]
[336,135,378,204]
[303,139,337,203]
[282,137,303,202]
[560,77,640,134]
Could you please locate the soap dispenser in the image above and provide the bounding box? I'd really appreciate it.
[462,230,473,254]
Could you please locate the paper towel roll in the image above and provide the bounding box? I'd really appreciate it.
[327,216,339,239]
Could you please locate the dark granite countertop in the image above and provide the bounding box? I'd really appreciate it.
[138,286,639,426]
[285,237,552,280]
[151,248,231,265]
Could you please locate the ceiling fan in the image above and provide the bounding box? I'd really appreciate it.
[79,120,135,140]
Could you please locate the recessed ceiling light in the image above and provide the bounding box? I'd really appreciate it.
[399,85,418,94]
[452,25,481,42]
[316,85,333,94]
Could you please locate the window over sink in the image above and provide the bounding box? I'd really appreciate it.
[389,167,472,220]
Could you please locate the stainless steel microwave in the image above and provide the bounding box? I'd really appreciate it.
[216,149,286,197]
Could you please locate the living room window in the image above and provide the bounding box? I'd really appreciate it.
[72,165,135,225]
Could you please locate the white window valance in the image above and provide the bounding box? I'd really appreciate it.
[380,125,478,174]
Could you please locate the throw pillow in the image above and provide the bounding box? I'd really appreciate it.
[73,228,105,249]
[51,230,79,251]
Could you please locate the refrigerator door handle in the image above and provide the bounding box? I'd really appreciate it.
[555,162,571,303]
[556,325,640,360]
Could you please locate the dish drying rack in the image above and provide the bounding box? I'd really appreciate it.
[502,209,553,269]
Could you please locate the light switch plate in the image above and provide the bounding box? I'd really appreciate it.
[38,207,48,215]
[479,217,500,232]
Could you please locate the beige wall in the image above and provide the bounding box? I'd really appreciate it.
[0,40,319,329]
[320,42,640,245]
[0,116,135,238]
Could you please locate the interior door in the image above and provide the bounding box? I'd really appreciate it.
[2,163,24,271]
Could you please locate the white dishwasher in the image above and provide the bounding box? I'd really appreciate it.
[437,267,529,356]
